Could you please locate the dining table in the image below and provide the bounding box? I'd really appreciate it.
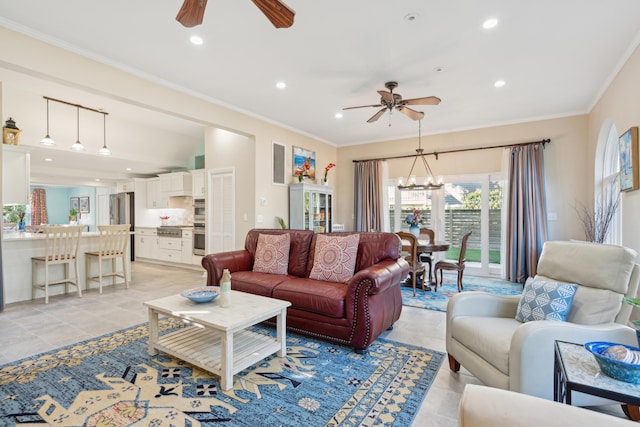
[416,240,450,291]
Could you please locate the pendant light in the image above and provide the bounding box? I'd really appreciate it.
[40,98,55,146]
[397,119,443,191]
[97,113,111,156]
[70,107,86,152]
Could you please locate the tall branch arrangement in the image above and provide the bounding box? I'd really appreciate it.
[573,190,620,243]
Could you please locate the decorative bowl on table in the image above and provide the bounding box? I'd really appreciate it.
[585,341,640,384]
[180,287,219,303]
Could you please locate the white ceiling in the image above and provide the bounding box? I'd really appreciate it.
[1,1,640,184]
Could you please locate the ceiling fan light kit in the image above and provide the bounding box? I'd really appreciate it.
[397,120,444,191]
[176,0,295,29]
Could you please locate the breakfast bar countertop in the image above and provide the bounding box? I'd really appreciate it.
[2,230,102,241]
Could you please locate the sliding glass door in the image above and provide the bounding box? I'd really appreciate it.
[387,172,504,276]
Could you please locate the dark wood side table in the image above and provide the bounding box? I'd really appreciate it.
[554,340,640,421]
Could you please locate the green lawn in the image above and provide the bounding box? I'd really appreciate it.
[445,248,501,263]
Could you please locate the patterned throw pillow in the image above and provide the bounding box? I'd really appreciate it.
[253,233,290,275]
[309,234,360,283]
[515,278,578,322]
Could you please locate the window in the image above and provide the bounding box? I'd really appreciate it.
[594,120,621,245]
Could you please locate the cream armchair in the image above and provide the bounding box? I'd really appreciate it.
[446,241,640,405]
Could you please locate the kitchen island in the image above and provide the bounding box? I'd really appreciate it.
[2,230,132,304]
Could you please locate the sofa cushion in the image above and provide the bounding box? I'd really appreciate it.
[272,278,346,318]
[253,233,290,275]
[309,234,360,283]
[230,271,292,297]
[452,316,522,375]
[515,278,578,322]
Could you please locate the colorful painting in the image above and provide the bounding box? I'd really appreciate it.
[79,196,90,213]
[292,146,316,179]
[70,197,79,213]
[619,127,639,191]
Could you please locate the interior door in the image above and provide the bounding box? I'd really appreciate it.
[207,169,235,254]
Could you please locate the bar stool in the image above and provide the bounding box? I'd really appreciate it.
[32,225,83,304]
[85,224,130,294]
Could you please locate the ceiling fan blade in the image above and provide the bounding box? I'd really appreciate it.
[176,0,208,28]
[251,0,295,28]
[377,90,394,104]
[343,104,383,110]
[397,106,424,121]
[403,96,442,106]
[367,108,388,123]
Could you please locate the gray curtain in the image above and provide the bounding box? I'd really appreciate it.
[354,160,384,232]
[505,143,548,282]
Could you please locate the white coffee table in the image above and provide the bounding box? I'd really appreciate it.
[144,290,291,390]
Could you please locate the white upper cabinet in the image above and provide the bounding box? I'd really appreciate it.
[191,170,206,198]
[2,145,30,205]
[146,178,168,209]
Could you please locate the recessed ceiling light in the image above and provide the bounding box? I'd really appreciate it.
[95,178,101,182]
[494,80,506,88]
[276,81,286,89]
[44,157,53,162]
[404,13,419,22]
[483,18,498,29]
[190,35,203,45]
[335,112,343,119]
[126,167,132,171]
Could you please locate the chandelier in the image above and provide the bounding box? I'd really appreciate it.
[397,119,443,191]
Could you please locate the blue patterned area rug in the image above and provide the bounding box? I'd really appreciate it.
[0,319,444,426]
[402,273,523,312]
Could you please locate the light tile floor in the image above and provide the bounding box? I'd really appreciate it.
[0,262,629,425]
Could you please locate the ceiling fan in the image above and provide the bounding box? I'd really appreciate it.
[343,81,441,123]
[176,0,295,28]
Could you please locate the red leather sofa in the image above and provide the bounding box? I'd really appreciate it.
[201,229,409,353]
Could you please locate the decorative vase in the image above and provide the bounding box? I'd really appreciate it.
[322,179,328,186]
[297,174,304,183]
[409,224,420,237]
[18,220,25,231]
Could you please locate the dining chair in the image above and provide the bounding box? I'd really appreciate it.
[31,225,83,304]
[434,231,472,292]
[85,224,131,294]
[397,231,426,296]
[418,227,435,282]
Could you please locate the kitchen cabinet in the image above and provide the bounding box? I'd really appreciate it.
[2,145,30,205]
[146,178,167,209]
[191,170,206,198]
[158,237,182,262]
[159,172,192,197]
[181,229,194,264]
[117,181,136,193]
[289,183,333,232]
[136,228,158,259]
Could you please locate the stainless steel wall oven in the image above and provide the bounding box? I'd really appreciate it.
[193,198,205,223]
[193,223,205,256]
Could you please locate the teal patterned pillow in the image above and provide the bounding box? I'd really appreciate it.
[515,278,578,322]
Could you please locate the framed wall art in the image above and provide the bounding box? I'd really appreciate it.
[292,146,316,179]
[79,196,90,213]
[70,197,79,213]
[619,126,639,191]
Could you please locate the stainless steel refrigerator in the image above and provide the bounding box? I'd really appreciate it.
[109,192,135,261]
